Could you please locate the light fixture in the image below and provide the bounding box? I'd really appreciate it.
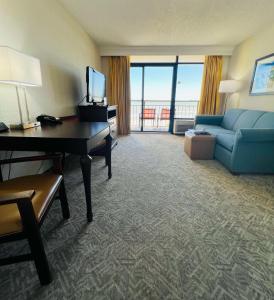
[0,46,42,129]
[219,80,242,112]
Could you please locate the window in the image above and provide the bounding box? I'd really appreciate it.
[130,67,142,101]
[175,64,204,118]
[144,66,173,101]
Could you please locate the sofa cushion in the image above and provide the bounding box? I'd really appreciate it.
[221,109,246,130]
[233,110,265,131]
[195,124,233,135]
[215,133,235,151]
[195,124,223,131]
[253,112,274,129]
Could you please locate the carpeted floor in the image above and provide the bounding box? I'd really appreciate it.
[1,133,274,300]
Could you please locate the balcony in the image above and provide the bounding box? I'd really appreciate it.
[130,100,198,131]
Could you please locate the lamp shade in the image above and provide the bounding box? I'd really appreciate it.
[219,80,241,93]
[0,46,42,87]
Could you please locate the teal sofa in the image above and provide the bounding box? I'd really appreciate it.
[194,109,274,174]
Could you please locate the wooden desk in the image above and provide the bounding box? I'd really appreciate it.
[0,119,112,222]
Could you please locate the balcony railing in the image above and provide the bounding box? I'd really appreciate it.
[130,100,198,131]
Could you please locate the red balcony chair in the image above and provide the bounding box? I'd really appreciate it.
[158,108,170,126]
[139,108,156,127]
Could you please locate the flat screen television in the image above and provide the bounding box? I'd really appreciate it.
[86,66,106,104]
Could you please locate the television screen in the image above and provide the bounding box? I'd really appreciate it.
[86,67,93,102]
[86,67,106,103]
[92,69,105,102]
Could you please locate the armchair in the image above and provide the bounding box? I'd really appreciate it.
[0,154,70,285]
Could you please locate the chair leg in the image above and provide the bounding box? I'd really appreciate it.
[105,146,108,167]
[17,200,52,285]
[106,134,112,179]
[28,231,52,285]
[59,180,70,219]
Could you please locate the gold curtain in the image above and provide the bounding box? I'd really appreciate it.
[108,56,131,135]
[198,56,223,115]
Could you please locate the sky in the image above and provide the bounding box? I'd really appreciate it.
[130,64,204,102]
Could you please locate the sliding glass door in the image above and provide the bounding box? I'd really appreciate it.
[130,57,204,132]
[143,66,173,131]
[130,65,173,132]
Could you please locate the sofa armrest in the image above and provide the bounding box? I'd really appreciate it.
[231,129,274,173]
[195,115,224,126]
[236,129,274,142]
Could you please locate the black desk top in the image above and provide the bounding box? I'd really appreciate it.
[0,119,110,155]
[0,119,109,140]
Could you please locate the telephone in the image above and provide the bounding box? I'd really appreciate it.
[0,122,9,132]
[36,115,62,125]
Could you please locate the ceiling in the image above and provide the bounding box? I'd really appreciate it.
[60,0,274,47]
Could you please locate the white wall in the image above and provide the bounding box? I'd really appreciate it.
[0,0,100,124]
[227,22,274,111]
[0,0,100,178]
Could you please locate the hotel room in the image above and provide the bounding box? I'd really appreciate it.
[0,0,274,299]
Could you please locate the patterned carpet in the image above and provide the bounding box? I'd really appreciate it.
[1,133,274,300]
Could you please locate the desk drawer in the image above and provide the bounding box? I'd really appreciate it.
[87,127,109,151]
[109,117,117,140]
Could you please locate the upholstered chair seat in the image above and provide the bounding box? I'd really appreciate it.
[0,173,62,236]
[0,154,70,285]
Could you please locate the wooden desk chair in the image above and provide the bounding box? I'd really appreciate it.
[0,154,70,285]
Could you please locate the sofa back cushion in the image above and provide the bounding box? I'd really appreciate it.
[253,112,274,129]
[233,110,265,131]
[221,109,245,130]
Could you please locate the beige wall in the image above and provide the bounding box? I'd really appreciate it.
[0,0,100,178]
[0,0,100,125]
[222,56,230,80]
[227,22,274,111]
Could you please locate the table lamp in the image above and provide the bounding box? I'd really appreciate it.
[0,46,42,129]
[219,80,242,112]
